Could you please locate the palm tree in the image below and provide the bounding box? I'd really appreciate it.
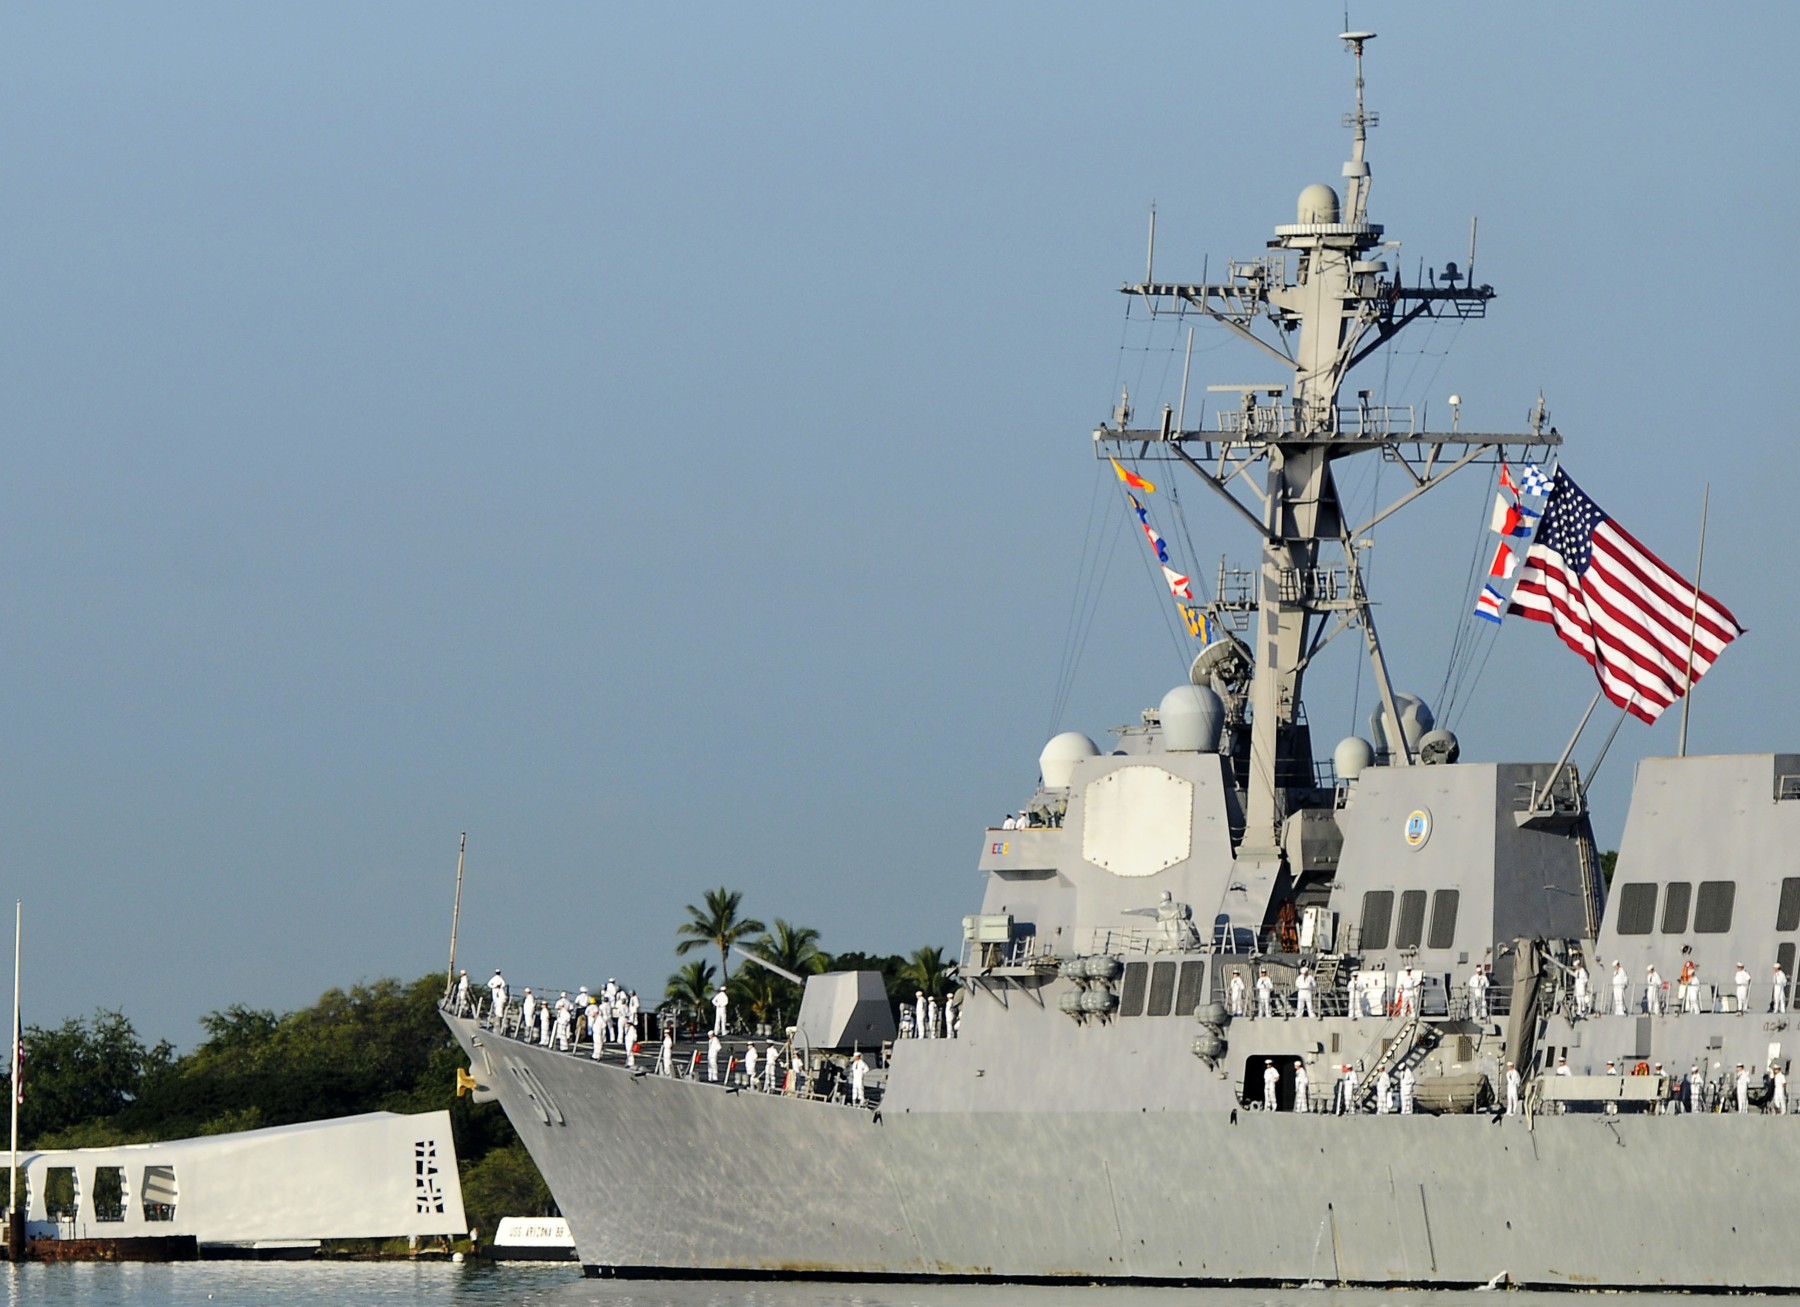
[675,888,765,980]
[755,919,828,979]
[665,959,718,1015]
[899,945,954,1000]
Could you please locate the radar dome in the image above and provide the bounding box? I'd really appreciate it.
[1297,183,1341,225]
[1039,731,1101,790]
[1334,736,1376,782]
[1418,729,1461,766]
[1370,693,1434,762]
[1159,685,1225,753]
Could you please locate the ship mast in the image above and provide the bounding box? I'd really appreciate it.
[1096,31,1558,875]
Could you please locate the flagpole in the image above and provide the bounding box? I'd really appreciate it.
[1678,483,1711,758]
[446,832,467,999]
[9,899,21,1258]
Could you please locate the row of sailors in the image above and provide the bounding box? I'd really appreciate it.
[1562,1051,1785,1116]
[1226,965,1454,1020]
[1260,1060,1418,1113]
[1590,960,1789,1016]
[899,990,963,1039]
[1269,1057,1793,1117]
[454,971,649,1048]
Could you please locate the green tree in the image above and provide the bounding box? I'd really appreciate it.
[459,1142,555,1239]
[665,959,718,1015]
[899,945,954,1000]
[675,887,765,980]
[1601,849,1618,888]
[11,1010,173,1146]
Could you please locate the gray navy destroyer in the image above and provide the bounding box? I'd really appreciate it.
[445,33,1798,1289]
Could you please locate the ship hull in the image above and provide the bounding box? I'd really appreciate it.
[449,1014,1800,1289]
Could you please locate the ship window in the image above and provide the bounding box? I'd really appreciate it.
[1694,880,1736,933]
[1147,961,1177,1017]
[1428,890,1459,950]
[92,1166,125,1222]
[1782,943,1796,1008]
[44,1167,77,1220]
[1779,879,1800,931]
[141,1165,177,1222]
[1118,962,1148,1018]
[1615,883,1657,935]
[1361,891,1394,951]
[1661,881,1692,935]
[1176,960,1207,1017]
[1395,890,1428,949]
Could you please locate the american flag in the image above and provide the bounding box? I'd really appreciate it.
[1508,469,1742,722]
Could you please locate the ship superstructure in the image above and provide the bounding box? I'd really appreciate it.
[443,34,1800,1290]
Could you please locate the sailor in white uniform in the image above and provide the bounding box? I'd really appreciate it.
[1263,1062,1279,1110]
[1339,1065,1357,1116]
[927,996,940,1039]
[487,970,508,1025]
[1397,967,1418,1018]
[454,970,471,1016]
[1468,965,1489,1020]
[1645,965,1664,1016]
[1775,962,1790,1014]
[588,1002,604,1059]
[1680,964,1699,1014]
[1228,971,1247,1018]
[914,991,928,1039]
[1294,1060,1309,1113]
[520,989,537,1040]
[1375,1067,1391,1114]
[552,992,573,1051]
[659,1029,674,1076]
[1399,1064,1416,1115]
[1001,813,1016,830]
[745,1042,759,1088]
[1687,1064,1704,1113]
[537,1001,552,1047]
[1505,1062,1521,1116]
[1774,1064,1788,1115]
[1735,1063,1750,1113]
[850,1052,868,1106]
[1611,961,1628,1016]
[899,1008,914,1040]
[1572,961,1591,1017]
[1294,966,1316,1019]
[1255,969,1274,1019]
[1735,963,1751,1014]
[707,1032,722,1082]
[712,986,730,1036]
[764,1042,781,1093]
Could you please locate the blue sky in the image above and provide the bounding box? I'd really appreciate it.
[4,4,1796,1047]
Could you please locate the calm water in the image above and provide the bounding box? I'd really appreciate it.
[0,1265,1780,1307]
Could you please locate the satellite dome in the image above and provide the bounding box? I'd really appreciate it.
[1334,736,1376,782]
[1370,694,1434,762]
[1039,731,1100,790]
[1418,729,1461,766]
[1159,685,1225,753]
[1297,183,1341,225]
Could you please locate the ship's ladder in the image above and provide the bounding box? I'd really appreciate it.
[1313,955,1345,1014]
[1354,1009,1436,1108]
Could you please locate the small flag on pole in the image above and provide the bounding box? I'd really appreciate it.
[1520,463,1552,497]
[1488,542,1517,579]
[1112,458,1156,494]
[1142,523,1169,563]
[1474,585,1506,624]
[1499,463,1521,497]
[1490,495,1541,539]
[1128,492,1149,524]
[1162,566,1192,600]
